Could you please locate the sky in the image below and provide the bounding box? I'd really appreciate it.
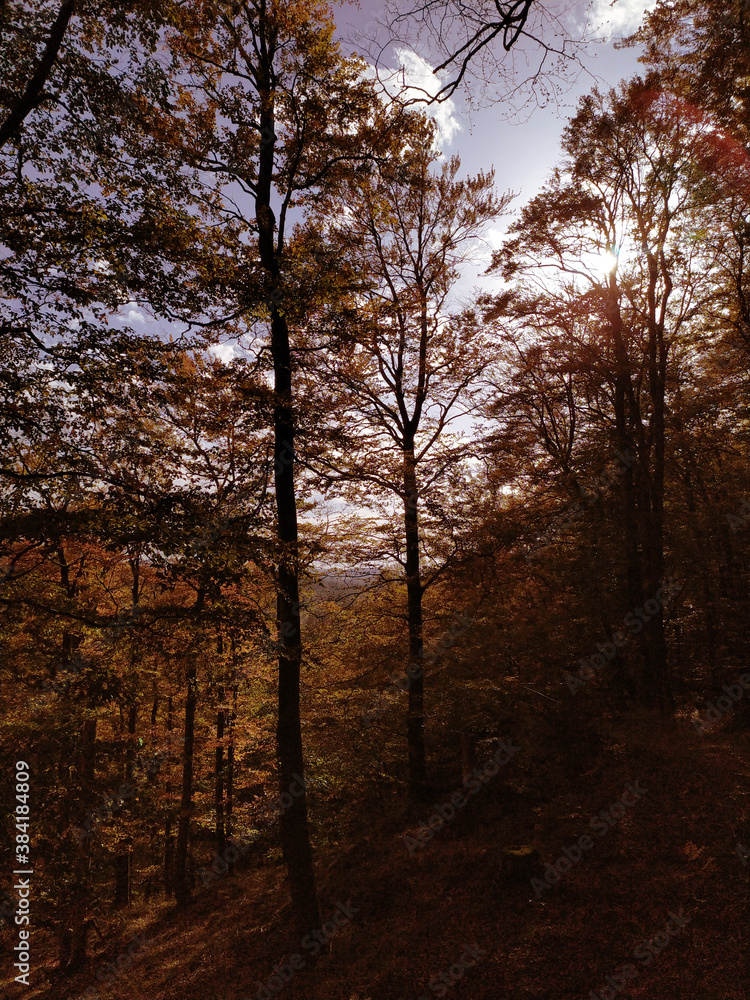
[135,0,661,363]
[200,1,663,525]
[332,0,658,303]
[338,0,657,181]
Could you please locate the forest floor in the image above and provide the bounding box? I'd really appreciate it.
[5,702,750,1000]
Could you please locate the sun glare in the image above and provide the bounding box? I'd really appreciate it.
[597,249,619,273]
[578,246,622,278]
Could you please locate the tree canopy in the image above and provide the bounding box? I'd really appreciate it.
[1,2,749,998]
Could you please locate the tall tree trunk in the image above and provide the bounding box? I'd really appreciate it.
[255,79,320,941]
[271,303,321,942]
[174,664,197,908]
[114,703,136,908]
[403,443,428,800]
[641,269,673,713]
[60,718,96,974]
[164,695,175,896]
[115,553,141,904]
[113,848,131,910]
[683,470,719,681]
[60,630,81,675]
[215,685,226,861]
[56,544,80,679]
[607,280,656,705]
[226,684,236,876]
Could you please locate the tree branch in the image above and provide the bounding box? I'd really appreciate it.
[0,0,76,150]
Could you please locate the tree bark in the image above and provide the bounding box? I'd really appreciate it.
[164,695,175,896]
[174,664,197,907]
[215,685,226,861]
[254,57,320,942]
[113,702,136,908]
[640,254,673,713]
[0,0,76,150]
[403,443,428,800]
[271,304,321,942]
[113,846,131,910]
[59,718,96,974]
[606,273,673,711]
[226,683,237,876]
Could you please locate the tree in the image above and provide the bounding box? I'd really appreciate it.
[0,0,227,505]
[0,0,75,150]
[165,0,389,940]
[628,1,750,352]
[0,338,273,944]
[372,0,585,112]
[629,0,750,140]
[490,78,715,710]
[308,125,509,797]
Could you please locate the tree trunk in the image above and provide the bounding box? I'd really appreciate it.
[113,845,131,910]
[607,278,667,708]
[272,302,321,942]
[59,718,96,974]
[640,270,673,714]
[403,444,428,800]
[114,702,136,908]
[255,77,320,941]
[164,695,175,896]
[175,664,197,907]
[226,684,237,876]
[61,630,81,674]
[215,685,226,860]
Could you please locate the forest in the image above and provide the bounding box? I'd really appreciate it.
[0,1,749,998]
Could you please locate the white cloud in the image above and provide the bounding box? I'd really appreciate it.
[364,49,461,148]
[116,300,148,324]
[209,342,235,364]
[588,0,657,38]
[125,306,146,324]
[393,49,461,146]
[484,226,507,252]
